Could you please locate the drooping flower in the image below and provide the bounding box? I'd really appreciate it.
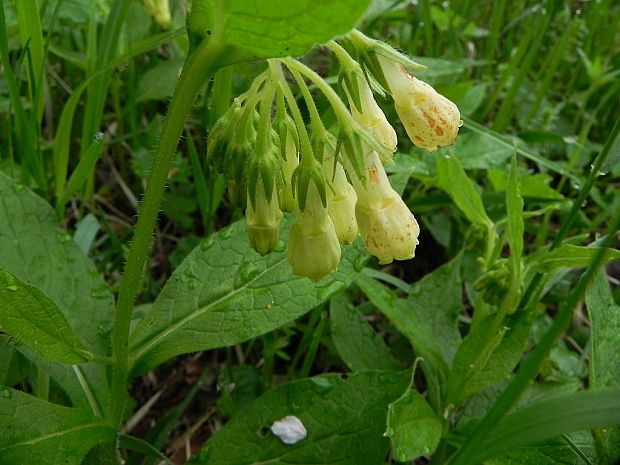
[142,0,171,27]
[287,182,341,281]
[351,151,420,264]
[378,56,461,152]
[322,153,358,244]
[246,178,283,256]
[344,75,398,153]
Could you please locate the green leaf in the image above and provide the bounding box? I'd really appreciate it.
[586,271,620,464]
[386,389,443,462]
[473,388,620,463]
[436,154,494,232]
[198,0,372,63]
[356,256,462,409]
[527,244,620,273]
[128,218,366,375]
[0,388,115,465]
[0,267,91,364]
[486,432,595,465]
[329,293,401,372]
[446,309,533,406]
[0,172,112,412]
[137,58,185,102]
[188,371,409,465]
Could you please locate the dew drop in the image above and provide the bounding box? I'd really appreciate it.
[93,132,104,141]
[200,235,215,251]
[12,183,25,193]
[55,231,72,243]
[458,119,464,128]
[0,386,12,399]
[353,255,367,272]
[90,284,109,299]
[220,227,234,240]
[273,240,286,253]
[234,261,261,288]
[310,377,334,395]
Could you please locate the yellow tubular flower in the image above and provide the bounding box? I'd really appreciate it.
[323,155,358,244]
[246,179,283,256]
[287,183,341,281]
[351,151,420,264]
[142,0,171,27]
[378,56,461,152]
[345,77,398,153]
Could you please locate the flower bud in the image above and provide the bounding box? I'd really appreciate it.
[287,183,341,281]
[323,155,358,244]
[246,178,283,256]
[344,76,398,153]
[351,151,420,264]
[142,0,171,27]
[378,56,461,152]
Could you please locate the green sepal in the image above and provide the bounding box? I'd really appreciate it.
[347,32,425,95]
[292,159,327,211]
[246,139,283,210]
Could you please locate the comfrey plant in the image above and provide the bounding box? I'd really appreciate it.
[208,33,462,280]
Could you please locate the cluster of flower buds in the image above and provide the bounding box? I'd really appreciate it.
[142,0,171,27]
[206,31,462,281]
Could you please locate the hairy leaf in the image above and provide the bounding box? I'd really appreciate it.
[188,371,409,465]
[387,389,442,461]
[586,271,620,464]
[330,293,401,372]
[0,267,91,364]
[129,218,366,375]
[195,0,371,63]
[0,172,112,411]
[0,388,114,465]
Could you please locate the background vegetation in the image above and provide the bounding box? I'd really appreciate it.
[0,0,619,464]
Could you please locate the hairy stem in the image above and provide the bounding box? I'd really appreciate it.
[109,38,223,427]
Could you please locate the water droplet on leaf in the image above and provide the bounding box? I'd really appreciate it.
[234,261,261,288]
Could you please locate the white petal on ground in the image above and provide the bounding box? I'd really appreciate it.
[270,415,307,445]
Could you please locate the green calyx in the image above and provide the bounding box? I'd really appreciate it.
[292,158,328,212]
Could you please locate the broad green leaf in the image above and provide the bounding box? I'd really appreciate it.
[329,293,401,372]
[446,309,533,406]
[527,244,620,273]
[473,388,620,463]
[0,388,115,465]
[0,267,91,364]
[195,0,372,63]
[0,172,112,412]
[188,371,409,465]
[453,132,512,170]
[461,117,580,183]
[356,256,462,409]
[436,154,494,232]
[359,256,462,369]
[488,169,564,201]
[586,271,620,464]
[386,389,442,461]
[486,432,595,465]
[128,218,367,376]
[137,58,184,102]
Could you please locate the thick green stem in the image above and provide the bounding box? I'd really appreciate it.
[109,38,223,427]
